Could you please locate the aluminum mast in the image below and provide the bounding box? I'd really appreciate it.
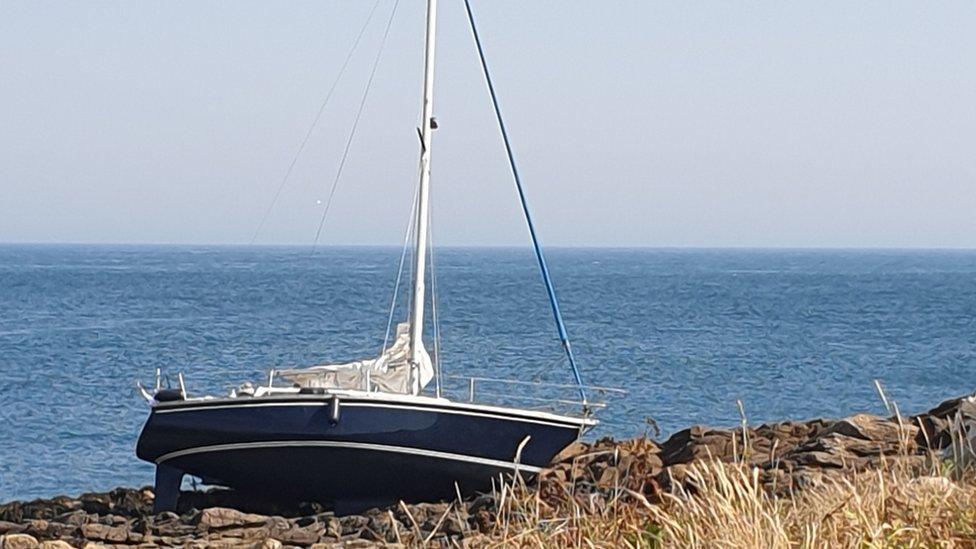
[408,0,437,394]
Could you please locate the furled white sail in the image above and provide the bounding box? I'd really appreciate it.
[280,323,433,395]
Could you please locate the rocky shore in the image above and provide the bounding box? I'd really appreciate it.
[2,393,973,548]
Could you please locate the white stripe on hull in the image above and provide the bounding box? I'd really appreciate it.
[157,439,545,474]
[155,400,589,430]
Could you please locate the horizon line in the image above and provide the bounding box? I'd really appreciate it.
[2,241,976,252]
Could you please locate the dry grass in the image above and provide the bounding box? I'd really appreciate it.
[470,457,976,548]
[464,402,976,549]
[647,460,976,548]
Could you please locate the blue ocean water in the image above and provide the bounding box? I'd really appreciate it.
[1,245,975,501]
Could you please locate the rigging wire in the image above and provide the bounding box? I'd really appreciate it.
[426,198,443,398]
[250,0,384,245]
[382,181,419,353]
[312,0,401,251]
[462,0,588,404]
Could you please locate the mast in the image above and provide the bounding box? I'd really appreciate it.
[408,0,437,394]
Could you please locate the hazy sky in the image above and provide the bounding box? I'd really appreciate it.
[1,1,974,247]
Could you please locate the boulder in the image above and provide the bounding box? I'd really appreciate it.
[270,525,320,546]
[338,515,368,537]
[0,522,26,536]
[79,523,128,544]
[197,508,268,530]
[0,498,81,524]
[659,426,738,465]
[912,394,976,450]
[0,534,40,549]
[551,442,590,464]
[320,516,341,539]
[363,514,401,543]
[820,414,914,443]
[914,414,952,449]
[23,519,71,540]
[52,512,92,528]
[255,514,326,547]
[196,538,247,549]
[790,450,849,469]
[153,513,195,538]
[96,515,126,527]
[37,541,74,549]
[920,394,971,420]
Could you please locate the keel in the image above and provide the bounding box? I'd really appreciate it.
[153,464,184,513]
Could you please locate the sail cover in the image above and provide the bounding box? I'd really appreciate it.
[280,323,433,394]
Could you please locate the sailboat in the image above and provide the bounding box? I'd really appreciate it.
[136,0,613,514]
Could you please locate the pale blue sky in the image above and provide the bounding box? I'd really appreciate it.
[1,1,974,247]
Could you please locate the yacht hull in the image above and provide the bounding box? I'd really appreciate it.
[136,395,590,513]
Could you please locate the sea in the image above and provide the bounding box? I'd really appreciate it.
[1,245,975,501]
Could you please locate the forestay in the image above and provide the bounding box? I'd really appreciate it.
[280,323,433,395]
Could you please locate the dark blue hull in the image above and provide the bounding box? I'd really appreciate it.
[136,394,591,513]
